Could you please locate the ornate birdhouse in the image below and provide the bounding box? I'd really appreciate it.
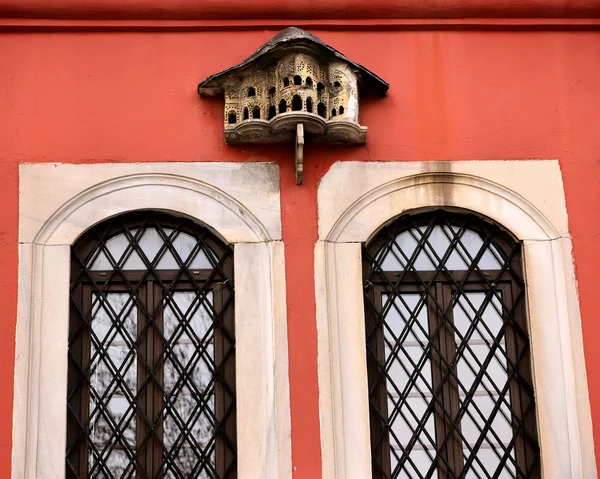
[198,27,389,184]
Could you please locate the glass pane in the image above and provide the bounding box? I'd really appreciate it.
[89,228,213,270]
[164,292,214,393]
[453,292,516,478]
[92,449,132,479]
[379,225,503,272]
[383,293,438,479]
[88,293,137,476]
[163,291,215,477]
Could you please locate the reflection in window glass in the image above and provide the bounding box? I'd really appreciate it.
[89,293,137,477]
[454,293,516,479]
[383,293,438,479]
[379,225,503,271]
[89,228,214,271]
[163,292,215,477]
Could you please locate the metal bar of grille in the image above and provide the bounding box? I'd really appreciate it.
[363,210,540,479]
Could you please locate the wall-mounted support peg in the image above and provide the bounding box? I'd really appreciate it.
[295,123,304,185]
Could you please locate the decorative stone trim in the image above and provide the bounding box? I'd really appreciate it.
[13,162,291,479]
[315,160,596,479]
[0,1,598,21]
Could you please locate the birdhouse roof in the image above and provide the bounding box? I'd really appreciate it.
[197,27,389,96]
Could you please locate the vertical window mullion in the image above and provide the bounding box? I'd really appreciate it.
[223,263,237,477]
[153,280,165,478]
[503,283,524,475]
[214,254,237,478]
[428,283,446,478]
[442,283,463,478]
[66,283,92,478]
[136,282,150,478]
[505,281,539,478]
[214,282,226,478]
[375,289,391,477]
[430,282,463,479]
[80,287,93,477]
[363,275,391,477]
[137,279,165,478]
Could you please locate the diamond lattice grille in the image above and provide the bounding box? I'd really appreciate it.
[363,210,540,479]
[66,212,236,479]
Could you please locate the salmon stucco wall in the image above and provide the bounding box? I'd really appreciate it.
[1,26,600,478]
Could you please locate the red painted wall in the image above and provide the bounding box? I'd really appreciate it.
[1,26,600,478]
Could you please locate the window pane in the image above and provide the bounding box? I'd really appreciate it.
[379,225,503,272]
[383,293,438,479]
[89,228,213,270]
[163,291,216,477]
[88,292,137,477]
[454,292,516,479]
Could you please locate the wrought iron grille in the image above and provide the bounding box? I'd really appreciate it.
[363,210,540,479]
[66,211,236,479]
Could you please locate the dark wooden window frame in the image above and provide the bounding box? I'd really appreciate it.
[363,210,540,479]
[66,212,236,479]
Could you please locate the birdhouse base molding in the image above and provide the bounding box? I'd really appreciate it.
[224,112,367,145]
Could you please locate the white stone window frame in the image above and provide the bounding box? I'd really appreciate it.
[13,162,292,479]
[315,160,597,479]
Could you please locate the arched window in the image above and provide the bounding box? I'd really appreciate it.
[283,77,290,87]
[306,97,313,113]
[268,105,276,120]
[331,108,337,117]
[247,86,256,97]
[339,106,344,115]
[292,95,302,111]
[306,77,313,88]
[317,102,326,118]
[293,75,302,85]
[253,106,261,119]
[243,107,249,120]
[66,211,236,478]
[279,99,287,114]
[363,210,540,479]
[228,110,237,124]
[317,82,325,93]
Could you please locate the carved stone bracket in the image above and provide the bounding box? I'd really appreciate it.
[198,27,388,185]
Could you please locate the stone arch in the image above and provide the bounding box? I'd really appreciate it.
[292,95,303,111]
[306,97,313,113]
[323,172,559,243]
[279,98,287,114]
[227,110,237,124]
[317,102,326,118]
[34,172,274,246]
